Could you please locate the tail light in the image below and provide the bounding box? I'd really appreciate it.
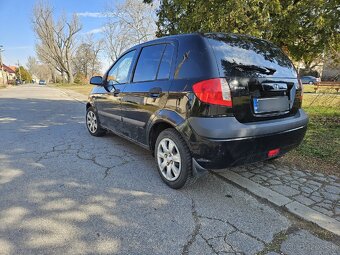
[298,79,303,102]
[192,78,232,107]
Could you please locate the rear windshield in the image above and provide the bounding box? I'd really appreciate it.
[205,33,297,78]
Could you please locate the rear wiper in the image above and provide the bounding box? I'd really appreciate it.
[233,64,276,75]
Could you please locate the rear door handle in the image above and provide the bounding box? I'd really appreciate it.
[149,87,162,98]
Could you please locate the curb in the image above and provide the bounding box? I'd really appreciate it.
[215,171,340,236]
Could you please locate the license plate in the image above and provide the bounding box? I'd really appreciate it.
[253,97,289,114]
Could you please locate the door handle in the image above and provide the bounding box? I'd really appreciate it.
[149,87,162,98]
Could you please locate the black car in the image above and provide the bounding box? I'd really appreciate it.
[300,76,320,85]
[86,33,308,189]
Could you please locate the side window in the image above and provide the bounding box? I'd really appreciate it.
[107,50,135,84]
[157,44,174,80]
[133,44,165,82]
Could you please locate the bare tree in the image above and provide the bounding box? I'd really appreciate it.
[73,35,104,80]
[26,56,53,81]
[104,0,157,62]
[32,1,82,83]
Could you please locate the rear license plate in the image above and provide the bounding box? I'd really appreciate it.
[253,96,289,114]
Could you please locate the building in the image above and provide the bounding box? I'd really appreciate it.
[0,64,16,84]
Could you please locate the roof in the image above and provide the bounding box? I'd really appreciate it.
[1,64,16,73]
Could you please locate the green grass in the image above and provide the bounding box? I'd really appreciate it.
[281,93,340,175]
[303,84,340,94]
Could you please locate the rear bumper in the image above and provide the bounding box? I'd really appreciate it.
[186,109,308,169]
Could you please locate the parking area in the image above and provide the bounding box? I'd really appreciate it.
[0,85,339,254]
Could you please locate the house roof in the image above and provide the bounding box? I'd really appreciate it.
[1,64,16,73]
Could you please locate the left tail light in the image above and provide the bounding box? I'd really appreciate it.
[192,78,232,107]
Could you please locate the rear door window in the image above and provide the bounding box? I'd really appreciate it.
[133,44,166,82]
[157,44,175,80]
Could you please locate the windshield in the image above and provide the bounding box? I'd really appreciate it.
[205,33,297,78]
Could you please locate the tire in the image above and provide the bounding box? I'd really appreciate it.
[155,128,193,189]
[86,107,106,137]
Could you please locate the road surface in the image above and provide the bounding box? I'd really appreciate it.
[0,85,339,254]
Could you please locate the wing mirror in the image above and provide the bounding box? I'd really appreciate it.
[90,76,103,86]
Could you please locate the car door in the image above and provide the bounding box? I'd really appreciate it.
[120,43,176,145]
[95,50,136,133]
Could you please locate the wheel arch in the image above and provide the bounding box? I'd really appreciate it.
[147,109,186,152]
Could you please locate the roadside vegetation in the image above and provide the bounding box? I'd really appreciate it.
[48,83,92,95]
[279,92,340,176]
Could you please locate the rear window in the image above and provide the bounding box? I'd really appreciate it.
[205,33,297,78]
[133,44,165,82]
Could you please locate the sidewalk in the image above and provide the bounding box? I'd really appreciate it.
[217,161,340,236]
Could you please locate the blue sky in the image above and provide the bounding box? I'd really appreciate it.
[0,0,112,68]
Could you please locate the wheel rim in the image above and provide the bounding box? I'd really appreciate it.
[87,111,98,133]
[157,138,181,181]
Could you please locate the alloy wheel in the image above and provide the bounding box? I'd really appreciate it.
[157,138,182,181]
[87,111,98,134]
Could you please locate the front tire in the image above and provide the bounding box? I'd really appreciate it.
[86,107,106,137]
[155,128,192,189]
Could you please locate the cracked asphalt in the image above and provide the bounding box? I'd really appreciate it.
[0,85,339,255]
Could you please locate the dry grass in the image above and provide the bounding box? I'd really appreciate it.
[49,83,92,95]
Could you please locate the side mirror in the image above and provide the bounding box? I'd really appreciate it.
[90,76,103,86]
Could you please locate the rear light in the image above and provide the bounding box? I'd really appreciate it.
[298,79,303,102]
[268,148,280,158]
[192,78,232,107]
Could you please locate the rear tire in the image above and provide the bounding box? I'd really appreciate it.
[86,107,106,137]
[155,128,192,189]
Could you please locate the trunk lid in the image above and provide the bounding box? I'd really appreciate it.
[205,33,302,123]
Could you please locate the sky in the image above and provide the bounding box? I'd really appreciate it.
[0,0,114,70]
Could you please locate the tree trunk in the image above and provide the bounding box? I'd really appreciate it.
[66,71,74,84]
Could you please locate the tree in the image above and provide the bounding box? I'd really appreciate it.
[104,0,158,61]
[26,56,53,81]
[16,66,32,82]
[32,1,82,83]
[153,0,340,70]
[73,35,103,80]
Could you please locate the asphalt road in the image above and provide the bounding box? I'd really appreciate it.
[0,85,339,255]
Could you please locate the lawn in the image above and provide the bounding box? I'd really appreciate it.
[279,93,340,176]
[303,84,340,94]
[52,82,340,176]
[49,83,93,95]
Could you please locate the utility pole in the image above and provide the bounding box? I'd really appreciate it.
[0,45,4,85]
[17,60,22,83]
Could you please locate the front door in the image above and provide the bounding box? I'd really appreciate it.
[96,50,136,133]
[120,43,175,145]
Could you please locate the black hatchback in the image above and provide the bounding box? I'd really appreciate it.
[86,33,308,189]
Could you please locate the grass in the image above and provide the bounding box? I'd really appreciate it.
[52,82,340,176]
[303,84,340,94]
[49,83,93,96]
[279,93,340,176]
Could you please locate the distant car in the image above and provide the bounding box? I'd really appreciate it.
[15,79,22,85]
[300,76,320,85]
[39,80,47,85]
